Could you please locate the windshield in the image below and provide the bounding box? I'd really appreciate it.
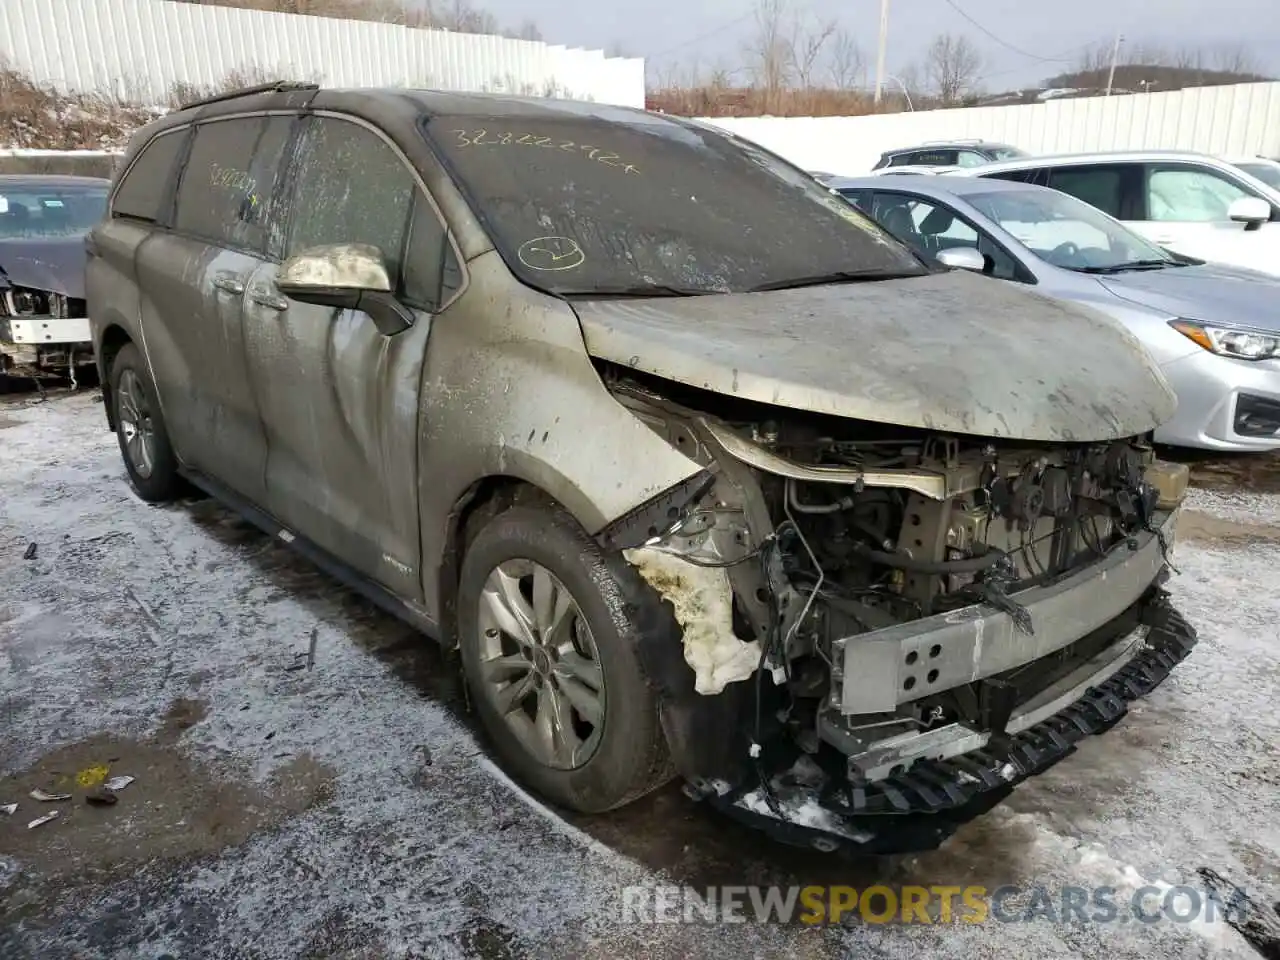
[0,184,107,239]
[990,147,1029,161]
[965,187,1175,270]
[424,115,925,295]
[1234,161,1280,190]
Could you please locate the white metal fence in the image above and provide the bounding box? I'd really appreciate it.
[0,0,645,107]
[702,82,1280,174]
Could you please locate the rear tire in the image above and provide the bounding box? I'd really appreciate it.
[110,343,180,503]
[457,504,675,813]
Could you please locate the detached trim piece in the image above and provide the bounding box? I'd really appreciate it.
[703,592,1197,856]
[699,417,953,500]
[595,469,716,551]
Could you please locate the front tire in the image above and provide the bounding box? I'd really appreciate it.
[457,504,675,812]
[110,343,180,503]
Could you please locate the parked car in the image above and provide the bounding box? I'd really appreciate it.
[832,174,1280,452]
[871,139,1027,170]
[950,150,1280,276]
[870,164,957,176]
[89,82,1195,855]
[0,174,108,384]
[1223,155,1280,191]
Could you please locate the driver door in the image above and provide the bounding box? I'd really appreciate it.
[241,114,458,600]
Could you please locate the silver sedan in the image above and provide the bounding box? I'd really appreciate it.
[830,174,1280,452]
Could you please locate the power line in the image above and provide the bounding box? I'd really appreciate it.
[939,0,1079,64]
[647,9,757,60]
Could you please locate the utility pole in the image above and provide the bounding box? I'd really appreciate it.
[873,0,889,105]
[1105,31,1124,96]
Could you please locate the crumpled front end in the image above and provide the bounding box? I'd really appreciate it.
[598,369,1197,854]
[0,283,95,380]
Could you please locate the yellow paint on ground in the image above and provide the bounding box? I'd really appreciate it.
[76,763,110,787]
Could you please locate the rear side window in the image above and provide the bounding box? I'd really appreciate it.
[284,117,416,288]
[904,150,957,166]
[983,169,1042,185]
[175,115,295,255]
[1046,167,1126,219]
[112,129,188,222]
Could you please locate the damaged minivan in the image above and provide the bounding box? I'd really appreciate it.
[88,83,1197,854]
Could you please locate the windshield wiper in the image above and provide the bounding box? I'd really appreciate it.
[560,284,712,299]
[1074,259,1182,274]
[747,269,922,292]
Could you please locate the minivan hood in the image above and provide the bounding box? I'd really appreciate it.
[1097,263,1280,333]
[0,236,88,299]
[573,270,1175,442]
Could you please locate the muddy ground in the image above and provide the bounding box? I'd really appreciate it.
[2,388,1279,959]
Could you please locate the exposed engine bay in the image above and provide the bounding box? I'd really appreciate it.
[0,285,96,384]
[599,368,1195,853]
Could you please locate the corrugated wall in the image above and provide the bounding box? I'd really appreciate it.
[702,83,1280,174]
[0,0,645,107]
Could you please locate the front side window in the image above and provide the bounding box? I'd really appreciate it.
[870,192,1022,280]
[112,128,188,223]
[989,146,1030,161]
[175,115,294,254]
[956,150,989,168]
[1146,165,1256,222]
[0,183,108,238]
[285,117,415,288]
[1046,167,1127,219]
[425,114,923,296]
[967,187,1175,272]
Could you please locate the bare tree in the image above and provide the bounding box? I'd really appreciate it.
[787,14,837,89]
[1210,43,1258,74]
[505,19,542,41]
[743,0,793,97]
[923,33,982,103]
[826,29,864,89]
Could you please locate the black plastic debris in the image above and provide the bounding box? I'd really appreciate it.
[86,787,118,806]
[23,542,37,560]
[1197,867,1280,960]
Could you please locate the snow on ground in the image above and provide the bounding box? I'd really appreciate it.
[1,390,1278,959]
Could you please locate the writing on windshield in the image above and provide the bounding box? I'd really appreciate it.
[426,113,924,296]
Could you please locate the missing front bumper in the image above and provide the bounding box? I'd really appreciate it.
[834,511,1177,715]
[697,590,1197,856]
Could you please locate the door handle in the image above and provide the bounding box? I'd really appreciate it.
[212,275,245,296]
[249,291,290,311]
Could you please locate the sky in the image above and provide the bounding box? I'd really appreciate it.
[474,0,1280,90]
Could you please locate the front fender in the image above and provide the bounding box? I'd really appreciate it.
[416,252,704,617]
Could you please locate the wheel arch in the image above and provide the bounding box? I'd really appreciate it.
[96,322,135,431]
[433,470,753,792]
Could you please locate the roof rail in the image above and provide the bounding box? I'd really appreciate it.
[922,138,984,146]
[182,80,320,111]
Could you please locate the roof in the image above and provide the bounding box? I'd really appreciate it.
[828,174,1034,198]
[882,140,1013,154]
[954,148,1226,175]
[0,174,110,188]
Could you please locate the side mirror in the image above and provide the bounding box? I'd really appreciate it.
[1228,196,1271,232]
[936,246,986,273]
[276,243,414,337]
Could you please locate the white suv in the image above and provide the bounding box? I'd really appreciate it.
[950,150,1280,276]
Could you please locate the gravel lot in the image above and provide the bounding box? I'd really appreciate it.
[2,388,1278,959]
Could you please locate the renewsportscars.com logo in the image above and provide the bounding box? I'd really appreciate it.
[619,883,1254,926]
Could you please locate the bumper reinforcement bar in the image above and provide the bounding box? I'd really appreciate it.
[700,591,1197,856]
